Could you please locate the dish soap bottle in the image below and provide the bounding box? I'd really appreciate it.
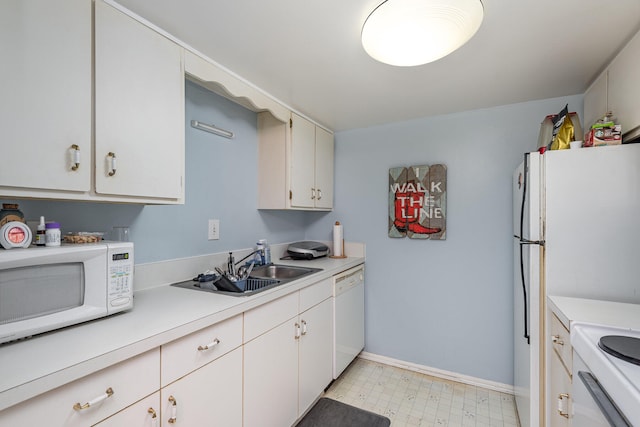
[35,216,46,246]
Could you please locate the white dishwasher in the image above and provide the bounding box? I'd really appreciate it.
[333,265,365,379]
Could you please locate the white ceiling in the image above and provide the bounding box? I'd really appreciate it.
[114,0,640,131]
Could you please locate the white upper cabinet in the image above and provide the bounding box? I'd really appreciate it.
[314,126,334,210]
[607,30,640,138]
[290,113,334,210]
[0,0,185,204]
[257,112,334,211]
[0,0,92,192]
[583,70,608,132]
[290,114,317,208]
[95,1,184,200]
[583,27,640,139]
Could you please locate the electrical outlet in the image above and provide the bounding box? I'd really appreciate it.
[208,219,219,240]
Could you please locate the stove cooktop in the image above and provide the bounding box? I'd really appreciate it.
[572,323,640,424]
[599,335,640,366]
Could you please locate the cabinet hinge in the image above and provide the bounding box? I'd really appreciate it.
[289,190,292,200]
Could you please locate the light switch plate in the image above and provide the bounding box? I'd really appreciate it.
[208,219,219,240]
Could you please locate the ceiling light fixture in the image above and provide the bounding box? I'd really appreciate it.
[361,0,484,67]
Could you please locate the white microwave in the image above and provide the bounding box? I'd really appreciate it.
[0,241,134,344]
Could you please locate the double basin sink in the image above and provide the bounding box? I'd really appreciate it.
[171,264,322,296]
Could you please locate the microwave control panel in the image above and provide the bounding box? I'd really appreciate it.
[107,245,134,312]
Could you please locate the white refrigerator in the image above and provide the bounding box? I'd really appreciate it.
[512,143,640,427]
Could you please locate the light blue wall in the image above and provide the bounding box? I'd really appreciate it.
[305,95,584,385]
[13,81,310,264]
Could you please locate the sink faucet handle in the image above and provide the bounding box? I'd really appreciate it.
[227,252,235,276]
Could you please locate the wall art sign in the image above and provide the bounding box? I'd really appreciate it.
[388,164,446,240]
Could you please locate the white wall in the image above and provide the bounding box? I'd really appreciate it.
[305,95,584,385]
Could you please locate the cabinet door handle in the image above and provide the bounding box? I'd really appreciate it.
[295,322,301,339]
[73,387,114,411]
[317,189,322,200]
[148,407,158,427]
[70,144,81,171]
[557,393,570,418]
[168,395,178,424]
[311,188,316,200]
[107,152,117,176]
[301,319,308,335]
[552,335,564,345]
[197,338,220,351]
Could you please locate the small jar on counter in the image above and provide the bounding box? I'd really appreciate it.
[0,203,25,227]
[45,222,61,247]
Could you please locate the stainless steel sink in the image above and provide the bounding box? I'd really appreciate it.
[249,264,322,281]
[170,264,322,297]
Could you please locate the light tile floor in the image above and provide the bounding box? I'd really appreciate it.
[324,358,520,427]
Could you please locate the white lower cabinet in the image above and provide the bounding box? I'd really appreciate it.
[0,349,159,426]
[548,313,572,427]
[160,347,242,427]
[243,279,333,427]
[159,314,243,426]
[298,297,333,413]
[244,314,300,427]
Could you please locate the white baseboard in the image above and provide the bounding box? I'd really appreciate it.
[358,352,514,395]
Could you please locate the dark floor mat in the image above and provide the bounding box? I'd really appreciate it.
[296,397,391,427]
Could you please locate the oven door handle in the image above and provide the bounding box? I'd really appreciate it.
[578,371,632,427]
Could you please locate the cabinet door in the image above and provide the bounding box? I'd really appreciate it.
[298,298,333,415]
[94,392,160,427]
[289,113,316,208]
[244,319,299,427]
[608,30,640,137]
[0,0,91,192]
[160,347,242,427]
[549,352,571,427]
[314,127,334,209]
[583,70,608,131]
[95,1,184,200]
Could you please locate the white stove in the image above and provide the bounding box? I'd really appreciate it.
[571,322,640,426]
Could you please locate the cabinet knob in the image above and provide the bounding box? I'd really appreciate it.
[70,144,81,171]
[311,188,316,200]
[295,322,301,339]
[317,189,322,200]
[197,337,220,351]
[107,152,117,176]
[301,319,308,335]
[551,335,564,345]
[168,395,178,423]
[148,407,158,427]
[557,393,570,418]
[73,387,114,411]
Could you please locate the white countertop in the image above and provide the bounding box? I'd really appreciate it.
[548,295,640,331]
[0,255,364,411]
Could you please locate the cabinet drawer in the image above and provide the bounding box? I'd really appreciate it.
[299,278,332,313]
[244,292,298,343]
[550,313,572,373]
[0,349,159,426]
[161,314,242,386]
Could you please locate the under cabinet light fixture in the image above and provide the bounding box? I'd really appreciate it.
[190,120,234,139]
[361,0,484,67]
